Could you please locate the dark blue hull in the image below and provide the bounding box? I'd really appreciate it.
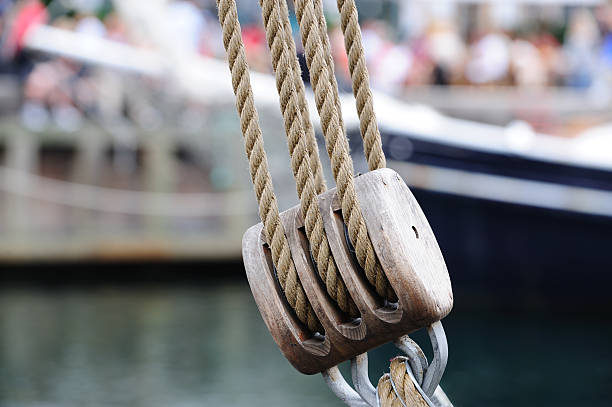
[413,187,612,313]
[360,128,612,312]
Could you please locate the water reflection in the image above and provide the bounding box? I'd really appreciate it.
[1,282,611,406]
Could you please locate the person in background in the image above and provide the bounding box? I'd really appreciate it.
[2,0,46,60]
[425,20,466,86]
[597,4,612,83]
[563,8,600,88]
[465,30,511,85]
[361,20,412,94]
[166,0,206,54]
[532,31,563,87]
[510,36,547,87]
[241,23,270,74]
[1,0,46,79]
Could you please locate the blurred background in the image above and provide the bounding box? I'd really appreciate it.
[1,0,612,406]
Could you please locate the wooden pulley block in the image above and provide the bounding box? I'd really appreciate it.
[242,168,453,374]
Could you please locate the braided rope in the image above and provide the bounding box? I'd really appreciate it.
[313,0,345,133]
[219,3,429,404]
[336,0,386,170]
[294,0,396,302]
[377,358,430,407]
[278,0,326,195]
[216,0,320,332]
[259,0,358,318]
[220,4,433,404]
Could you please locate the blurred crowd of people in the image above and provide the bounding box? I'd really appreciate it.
[238,2,612,94]
[0,0,130,130]
[346,4,612,93]
[1,0,612,130]
[153,1,612,94]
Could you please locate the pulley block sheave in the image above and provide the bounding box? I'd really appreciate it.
[243,168,454,374]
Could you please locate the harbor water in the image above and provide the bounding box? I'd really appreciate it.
[1,278,611,407]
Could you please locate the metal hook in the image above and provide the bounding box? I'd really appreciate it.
[395,321,448,397]
[403,360,454,407]
[325,322,451,407]
[422,321,448,397]
[351,353,378,407]
[395,322,453,406]
[322,366,370,407]
[394,335,428,385]
[432,387,454,407]
[402,360,437,407]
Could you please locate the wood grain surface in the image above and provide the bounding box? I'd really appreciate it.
[242,168,453,374]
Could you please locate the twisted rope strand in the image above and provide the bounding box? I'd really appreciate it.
[278,1,326,195]
[312,0,345,132]
[377,358,430,407]
[337,0,386,171]
[260,0,358,318]
[220,5,429,404]
[294,0,396,302]
[216,0,320,332]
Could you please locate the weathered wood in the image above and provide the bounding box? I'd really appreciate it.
[242,168,453,374]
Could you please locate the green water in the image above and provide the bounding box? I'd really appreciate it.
[1,282,611,406]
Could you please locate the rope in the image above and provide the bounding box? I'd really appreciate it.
[219,2,430,403]
[377,358,430,407]
[216,0,321,332]
[259,0,358,318]
[277,0,326,195]
[293,0,396,302]
[336,0,386,171]
[313,0,345,134]
[219,3,432,404]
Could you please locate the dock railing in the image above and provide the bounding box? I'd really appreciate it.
[0,111,266,262]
